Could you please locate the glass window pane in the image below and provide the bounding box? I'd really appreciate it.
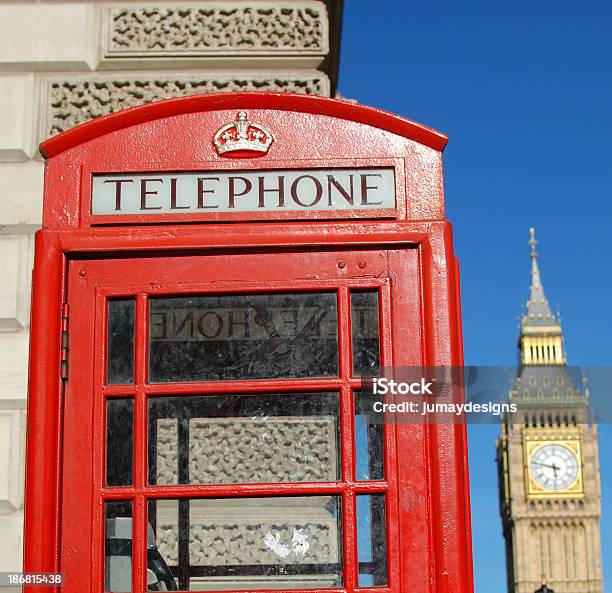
[108,299,135,384]
[107,398,134,486]
[148,496,342,591]
[105,501,133,592]
[148,393,340,486]
[147,500,180,591]
[354,392,384,481]
[148,292,338,382]
[356,495,387,587]
[351,291,380,377]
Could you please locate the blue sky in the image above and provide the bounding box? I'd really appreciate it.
[339,3,612,592]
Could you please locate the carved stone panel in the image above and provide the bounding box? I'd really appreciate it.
[104,3,328,58]
[189,417,337,484]
[155,416,337,485]
[188,500,339,566]
[154,496,341,589]
[42,73,329,137]
[156,419,178,486]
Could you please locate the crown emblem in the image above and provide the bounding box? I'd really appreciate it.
[213,111,273,157]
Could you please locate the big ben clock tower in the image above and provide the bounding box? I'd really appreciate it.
[497,229,604,593]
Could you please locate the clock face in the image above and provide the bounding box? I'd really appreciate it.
[530,443,579,491]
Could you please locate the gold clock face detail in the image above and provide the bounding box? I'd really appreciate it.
[526,440,583,497]
[530,443,578,490]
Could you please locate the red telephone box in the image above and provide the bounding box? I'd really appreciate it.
[24,92,471,593]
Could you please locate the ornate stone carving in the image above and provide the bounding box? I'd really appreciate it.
[156,500,179,566]
[189,518,337,565]
[154,416,337,485]
[156,419,178,486]
[154,498,340,567]
[105,3,327,57]
[44,74,328,136]
[189,417,337,484]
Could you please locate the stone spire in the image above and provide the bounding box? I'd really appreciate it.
[523,227,558,328]
[519,228,565,365]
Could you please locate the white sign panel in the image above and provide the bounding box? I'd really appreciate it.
[91,168,395,216]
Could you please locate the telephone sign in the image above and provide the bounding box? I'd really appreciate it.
[92,167,396,216]
[23,92,472,593]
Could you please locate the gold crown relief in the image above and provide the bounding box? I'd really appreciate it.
[213,111,273,156]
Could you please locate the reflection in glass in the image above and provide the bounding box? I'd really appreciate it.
[148,292,338,382]
[106,398,134,486]
[147,504,179,592]
[108,299,135,384]
[356,495,387,587]
[354,392,384,481]
[351,291,380,377]
[148,496,342,591]
[148,393,340,486]
[105,501,133,592]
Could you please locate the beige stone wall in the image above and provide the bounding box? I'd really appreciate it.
[0,0,339,578]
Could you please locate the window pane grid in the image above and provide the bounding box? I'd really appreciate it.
[101,288,391,593]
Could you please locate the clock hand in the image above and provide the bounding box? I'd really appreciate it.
[531,461,558,470]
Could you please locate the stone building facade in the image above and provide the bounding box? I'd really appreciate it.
[497,230,603,593]
[0,0,343,575]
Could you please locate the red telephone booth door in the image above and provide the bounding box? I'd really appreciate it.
[60,245,425,593]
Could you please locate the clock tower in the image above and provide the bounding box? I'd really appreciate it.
[497,229,604,593]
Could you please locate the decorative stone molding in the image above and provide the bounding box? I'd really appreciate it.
[154,498,340,567]
[155,417,337,485]
[189,518,337,565]
[189,417,337,484]
[156,419,178,486]
[104,2,328,58]
[42,72,329,137]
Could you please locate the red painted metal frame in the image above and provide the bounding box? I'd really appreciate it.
[63,248,404,593]
[38,94,446,229]
[25,92,471,593]
[40,93,447,159]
